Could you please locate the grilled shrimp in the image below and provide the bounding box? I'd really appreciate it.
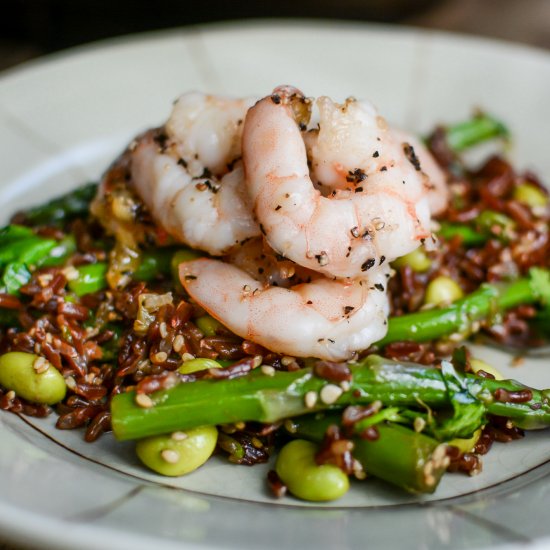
[180,258,390,360]
[242,86,432,278]
[129,92,260,255]
[225,237,321,288]
[392,129,449,216]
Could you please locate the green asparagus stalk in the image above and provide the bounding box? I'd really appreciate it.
[379,268,550,346]
[446,114,509,152]
[290,414,448,494]
[0,227,77,295]
[16,183,98,226]
[110,355,550,441]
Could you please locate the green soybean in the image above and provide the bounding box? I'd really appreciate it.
[424,276,464,306]
[0,352,66,405]
[171,249,202,280]
[195,315,223,337]
[477,210,516,241]
[275,439,349,501]
[136,425,218,476]
[392,248,431,273]
[513,183,548,208]
[68,263,108,296]
[179,358,222,374]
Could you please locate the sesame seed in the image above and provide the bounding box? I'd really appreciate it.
[281,356,295,366]
[261,365,276,376]
[340,380,351,392]
[152,351,168,363]
[432,444,447,463]
[5,391,15,401]
[319,384,343,405]
[413,417,426,432]
[37,273,53,287]
[159,322,168,339]
[424,461,434,476]
[373,218,385,231]
[171,431,188,441]
[315,251,329,266]
[173,335,185,353]
[304,391,318,409]
[252,437,263,449]
[32,357,50,374]
[234,421,246,430]
[161,449,181,464]
[353,459,367,480]
[252,355,263,368]
[65,376,77,390]
[181,352,195,362]
[62,266,79,281]
[135,393,154,408]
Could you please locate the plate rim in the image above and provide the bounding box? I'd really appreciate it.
[1,19,549,550]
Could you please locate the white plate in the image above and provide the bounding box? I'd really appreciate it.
[0,20,549,550]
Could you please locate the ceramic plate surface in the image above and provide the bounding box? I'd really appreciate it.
[0,20,549,550]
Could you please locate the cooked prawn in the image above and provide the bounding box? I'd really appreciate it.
[129,92,260,255]
[180,258,390,360]
[242,86,432,278]
[225,237,320,288]
[392,129,449,216]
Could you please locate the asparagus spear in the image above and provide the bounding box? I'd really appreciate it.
[0,227,77,295]
[379,268,550,346]
[14,183,98,226]
[110,355,550,441]
[290,414,449,494]
[445,113,509,152]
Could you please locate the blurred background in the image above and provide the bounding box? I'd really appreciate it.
[1,0,550,72]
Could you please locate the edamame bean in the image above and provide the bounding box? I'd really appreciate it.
[470,358,504,380]
[171,249,202,281]
[275,439,349,501]
[392,248,431,273]
[68,263,108,296]
[0,352,66,404]
[424,276,464,306]
[179,358,222,374]
[136,425,218,476]
[513,183,548,208]
[477,210,516,240]
[195,315,223,337]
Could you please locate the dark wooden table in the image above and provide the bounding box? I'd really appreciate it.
[0,0,549,548]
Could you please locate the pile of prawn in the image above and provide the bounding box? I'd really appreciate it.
[99,86,449,361]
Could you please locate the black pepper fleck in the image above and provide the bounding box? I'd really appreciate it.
[361,258,376,271]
